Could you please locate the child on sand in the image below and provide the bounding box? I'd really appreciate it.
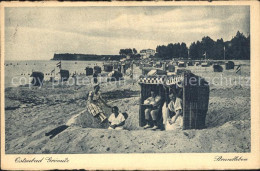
[108,106,126,130]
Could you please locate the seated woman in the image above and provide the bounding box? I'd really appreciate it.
[92,85,106,103]
[108,106,126,130]
[162,92,183,130]
[87,85,111,123]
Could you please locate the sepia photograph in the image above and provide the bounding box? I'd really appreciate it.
[1,1,259,170]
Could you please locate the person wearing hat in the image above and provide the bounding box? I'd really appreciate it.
[162,91,183,131]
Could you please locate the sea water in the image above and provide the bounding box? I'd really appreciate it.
[4,60,104,88]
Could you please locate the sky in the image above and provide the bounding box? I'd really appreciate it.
[5,6,250,60]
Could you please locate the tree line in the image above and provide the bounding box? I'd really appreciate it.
[189,31,250,60]
[119,48,137,56]
[52,53,124,61]
[155,42,188,59]
[119,48,141,59]
[155,31,250,60]
[118,31,249,60]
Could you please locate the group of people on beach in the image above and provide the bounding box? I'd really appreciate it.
[143,89,183,130]
[86,84,127,130]
[86,82,183,131]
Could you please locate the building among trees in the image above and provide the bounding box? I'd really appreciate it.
[140,49,156,59]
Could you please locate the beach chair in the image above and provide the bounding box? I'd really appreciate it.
[178,61,186,67]
[167,65,175,72]
[213,65,223,72]
[138,71,209,130]
[147,69,167,76]
[94,66,102,74]
[195,62,200,66]
[187,61,194,66]
[30,72,44,86]
[103,64,113,72]
[225,61,235,70]
[201,62,209,67]
[107,71,123,81]
[155,62,162,68]
[85,67,94,76]
[60,70,69,81]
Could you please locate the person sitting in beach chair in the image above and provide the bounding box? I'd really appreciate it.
[143,90,162,130]
[108,106,126,130]
[162,92,183,130]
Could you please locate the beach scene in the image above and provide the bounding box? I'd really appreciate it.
[4,6,251,154]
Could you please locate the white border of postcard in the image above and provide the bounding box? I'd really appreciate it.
[1,1,260,170]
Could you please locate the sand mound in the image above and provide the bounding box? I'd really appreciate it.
[74,111,109,129]
[73,89,140,130]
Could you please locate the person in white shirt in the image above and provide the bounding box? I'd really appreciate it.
[143,91,162,130]
[108,106,126,130]
[162,93,183,130]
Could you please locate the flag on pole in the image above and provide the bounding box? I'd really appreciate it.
[224,46,226,60]
[56,61,61,68]
[236,65,241,74]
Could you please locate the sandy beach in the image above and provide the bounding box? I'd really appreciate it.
[5,62,250,153]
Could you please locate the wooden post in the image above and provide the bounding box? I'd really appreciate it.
[183,73,187,130]
[139,84,143,127]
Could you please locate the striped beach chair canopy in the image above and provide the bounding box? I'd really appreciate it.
[139,74,184,86]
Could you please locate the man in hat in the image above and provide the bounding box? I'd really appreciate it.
[143,91,162,130]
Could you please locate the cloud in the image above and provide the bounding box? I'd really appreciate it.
[5,26,160,60]
[5,6,250,60]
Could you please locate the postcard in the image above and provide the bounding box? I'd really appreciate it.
[1,1,259,170]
